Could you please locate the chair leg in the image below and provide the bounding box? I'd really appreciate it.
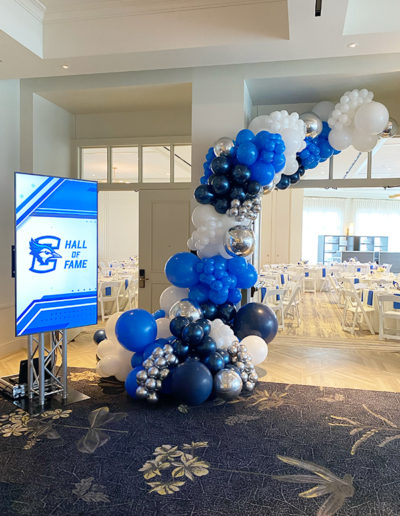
[364,312,375,335]
[351,309,357,335]
[100,300,105,322]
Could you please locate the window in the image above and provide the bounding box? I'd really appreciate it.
[371,138,400,178]
[112,147,139,183]
[81,147,107,182]
[332,148,367,179]
[79,144,191,184]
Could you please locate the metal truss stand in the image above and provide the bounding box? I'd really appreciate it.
[0,329,89,414]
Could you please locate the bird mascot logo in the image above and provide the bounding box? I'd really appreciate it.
[29,236,62,273]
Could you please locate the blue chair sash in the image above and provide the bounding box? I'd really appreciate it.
[105,286,111,296]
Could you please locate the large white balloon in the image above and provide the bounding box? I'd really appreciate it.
[351,131,378,152]
[328,126,352,151]
[354,101,389,135]
[240,335,268,365]
[96,355,120,377]
[105,311,123,345]
[97,338,119,359]
[159,286,188,313]
[312,101,335,122]
[156,317,172,339]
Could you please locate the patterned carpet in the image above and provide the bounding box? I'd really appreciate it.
[1,369,400,515]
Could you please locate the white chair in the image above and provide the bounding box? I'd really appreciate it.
[341,289,375,335]
[98,280,122,321]
[378,294,400,341]
[283,284,301,326]
[263,288,286,329]
[304,270,316,293]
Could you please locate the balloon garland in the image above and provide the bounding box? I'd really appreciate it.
[94,88,397,406]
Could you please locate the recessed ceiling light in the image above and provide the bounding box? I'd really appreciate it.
[61,64,69,69]
[347,42,358,48]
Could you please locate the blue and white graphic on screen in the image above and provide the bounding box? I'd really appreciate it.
[15,173,98,336]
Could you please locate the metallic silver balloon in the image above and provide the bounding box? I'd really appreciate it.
[236,361,245,372]
[169,298,203,321]
[214,137,235,157]
[231,199,241,208]
[379,117,398,138]
[152,347,164,358]
[136,370,148,384]
[147,391,159,403]
[159,368,170,380]
[245,380,256,392]
[224,226,255,258]
[145,378,157,390]
[136,386,149,399]
[156,379,163,390]
[249,372,258,383]
[240,371,249,383]
[143,359,153,369]
[147,366,160,379]
[213,369,243,399]
[300,111,323,138]
[263,183,274,195]
[228,344,239,356]
[163,344,174,354]
[154,357,167,369]
[165,353,177,366]
[243,200,253,209]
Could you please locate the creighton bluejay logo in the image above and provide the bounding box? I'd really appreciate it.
[29,236,62,273]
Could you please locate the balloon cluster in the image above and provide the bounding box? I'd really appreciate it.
[327,89,389,152]
[226,341,259,392]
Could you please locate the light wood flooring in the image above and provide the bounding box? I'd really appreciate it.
[2,292,400,393]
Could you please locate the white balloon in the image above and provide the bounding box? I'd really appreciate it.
[105,311,123,345]
[248,115,269,134]
[114,359,133,382]
[328,126,352,151]
[96,355,120,377]
[156,317,172,339]
[210,319,237,350]
[354,101,389,135]
[352,131,378,152]
[160,286,188,313]
[97,338,119,359]
[240,335,268,365]
[312,101,335,122]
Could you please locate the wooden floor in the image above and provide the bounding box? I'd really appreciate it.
[2,292,400,393]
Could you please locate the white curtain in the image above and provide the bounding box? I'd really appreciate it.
[354,199,400,252]
[302,198,345,263]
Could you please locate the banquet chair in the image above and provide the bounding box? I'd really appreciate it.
[263,288,286,329]
[98,280,122,321]
[304,270,316,293]
[328,274,344,306]
[378,294,400,341]
[341,289,375,335]
[283,285,302,326]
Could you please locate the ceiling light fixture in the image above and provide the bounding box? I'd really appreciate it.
[347,42,358,48]
[61,64,69,69]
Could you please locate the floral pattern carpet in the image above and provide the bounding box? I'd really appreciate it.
[0,369,400,515]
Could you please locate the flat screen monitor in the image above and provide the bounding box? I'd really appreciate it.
[15,172,98,337]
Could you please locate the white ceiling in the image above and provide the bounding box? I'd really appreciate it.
[1,0,400,79]
[38,82,192,113]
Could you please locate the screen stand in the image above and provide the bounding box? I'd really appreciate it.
[0,329,89,414]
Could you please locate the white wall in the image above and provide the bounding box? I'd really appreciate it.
[98,191,139,263]
[33,94,74,177]
[0,80,21,355]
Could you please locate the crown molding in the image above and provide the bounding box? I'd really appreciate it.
[15,0,46,21]
[44,0,282,23]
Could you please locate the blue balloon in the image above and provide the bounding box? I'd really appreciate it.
[231,164,251,184]
[170,316,190,338]
[206,147,215,162]
[152,309,165,320]
[228,256,247,276]
[246,180,262,197]
[171,358,213,405]
[181,322,204,345]
[235,129,255,145]
[204,352,224,374]
[211,175,230,195]
[210,156,231,175]
[93,329,107,344]
[209,288,228,305]
[200,301,218,320]
[125,366,143,398]
[228,287,242,304]
[236,142,258,166]
[165,252,200,288]
[196,318,211,336]
[188,283,209,304]
[233,302,278,343]
[196,336,217,357]
[236,263,258,289]
[229,186,246,202]
[273,153,286,173]
[172,338,190,360]
[131,353,144,368]
[115,309,157,352]
[276,174,290,190]
[250,161,275,186]
[218,350,230,365]
[218,302,237,323]
[214,198,230,214]
[194,184,215,204]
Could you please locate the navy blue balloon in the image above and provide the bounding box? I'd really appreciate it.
[204,352,225,374]
[181,322,204,345]
[194,184,215,205]
[211,175,230,195]
[171,358,213,405]
[93,329,107,344]
[290,171,300,184]
[165,252,200,288]
[231,164,251,184]
[172,339,190,360]
[233,302,278,343]
[298,165,305,176]
[214,198,230,214]
[131,353,144,368]
[229,186,246,202]
[218,349,230,365]
[170,316,190,338]
[211,156,231,175]
[196,318,211,337]
[125,366,143,398]
[246,180,262,196]
[218,302,237,323]
[200,301,218,320]
[196,336,217,357]
[276,174,290,190]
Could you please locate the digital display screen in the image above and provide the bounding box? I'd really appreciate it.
[15,172,98,336]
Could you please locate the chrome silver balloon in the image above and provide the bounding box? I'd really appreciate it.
[136,370,148,384]
[224,226,255,258]
[236,361,245,372]
[239,344,247,353]
[163,344,174,354]
[299,111,323,138]
[145,378,157,390]
[240,371,249,383]
[147,366,160,379]
[143,359,153,369]
[247,212,257,221]
[147,391,159,403]
[235,215,245,223]
[165,353,177,365]
[239,206,248,215]
[379,117,398,138]
[231,199,241,208]
[159,368,170,380]
[214,137,235,157]
[229,208,239,217]
[243,200,253,209]
[228,344,239,356]
[152,347,164,358]
[213,369,243,399]
[154,357,167,369]
[249,372,259,383]
[156,379,163,390]
[169,298,203,321]
[136,386,149,399]
[263,183,274,195]
[245,380,256,392]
